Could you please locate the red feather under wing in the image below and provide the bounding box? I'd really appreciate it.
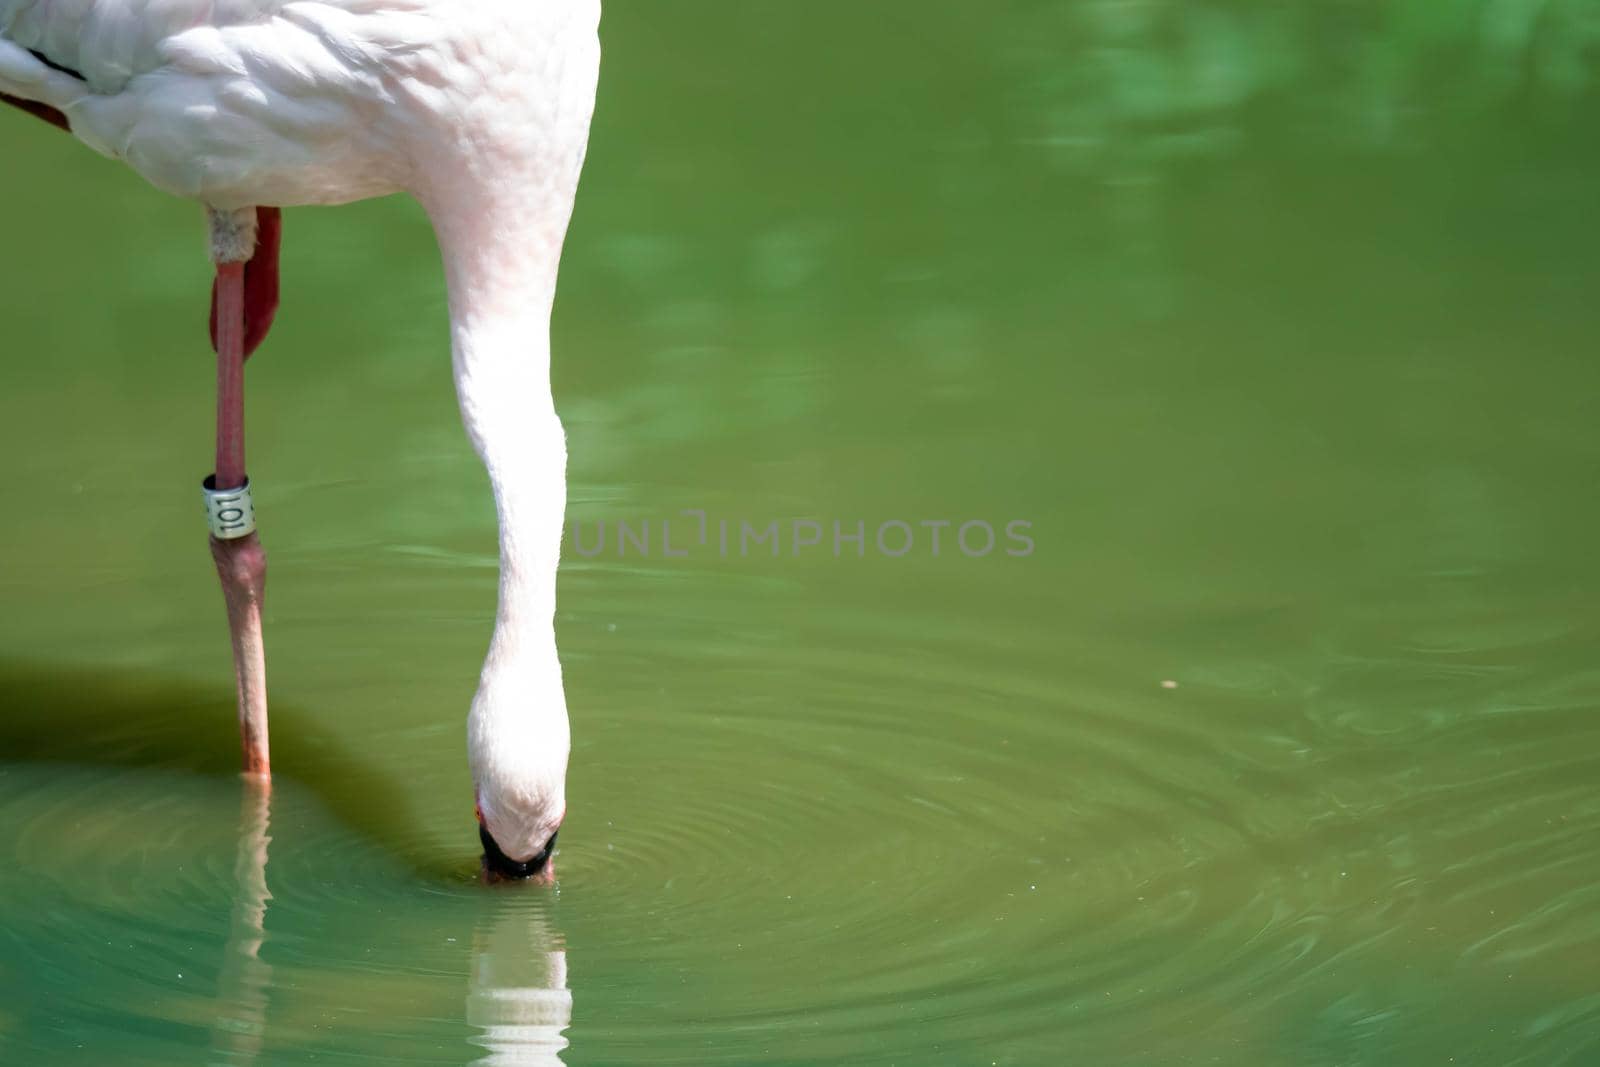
[0,91,70,131]
[209,207,282,358]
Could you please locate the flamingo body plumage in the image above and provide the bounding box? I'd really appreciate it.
[0,0,600,870]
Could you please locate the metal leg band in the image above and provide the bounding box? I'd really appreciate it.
[203,475,257,539]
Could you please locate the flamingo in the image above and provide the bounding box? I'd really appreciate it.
[0,0,599,878]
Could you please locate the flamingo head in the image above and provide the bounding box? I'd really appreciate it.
[476,798,560,881]
[469,681,568,881]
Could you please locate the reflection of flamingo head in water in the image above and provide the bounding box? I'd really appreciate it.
[468,907,573,1064]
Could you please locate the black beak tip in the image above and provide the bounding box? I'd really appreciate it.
[479,822,557,880]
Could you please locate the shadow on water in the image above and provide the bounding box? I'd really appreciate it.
[0,656,463,881]
[0,659,579,1059]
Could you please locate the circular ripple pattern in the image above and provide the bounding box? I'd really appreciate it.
[541,569,1600,1064]
[1,570,1598,1065]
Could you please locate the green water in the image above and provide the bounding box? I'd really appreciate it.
[3,2,1600,1063]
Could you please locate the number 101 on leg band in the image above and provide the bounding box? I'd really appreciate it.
[202,475,256,540]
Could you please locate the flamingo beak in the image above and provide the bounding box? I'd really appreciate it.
[475,798,557,881]
[478,822,558,882]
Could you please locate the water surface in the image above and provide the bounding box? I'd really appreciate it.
[2,2,1599,1063]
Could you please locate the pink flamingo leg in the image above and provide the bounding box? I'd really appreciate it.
[211,259,271,779]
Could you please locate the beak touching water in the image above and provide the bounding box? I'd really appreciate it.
[477,809,558,883]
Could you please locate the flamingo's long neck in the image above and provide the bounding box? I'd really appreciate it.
[430,191,573,704]
[403,2,599,856]
[415,21,596,673]
[423,184,577,857]
[428,181,579,855]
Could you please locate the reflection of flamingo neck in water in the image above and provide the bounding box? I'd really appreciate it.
[468,912,573,1065]
[211,781,274,1065]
